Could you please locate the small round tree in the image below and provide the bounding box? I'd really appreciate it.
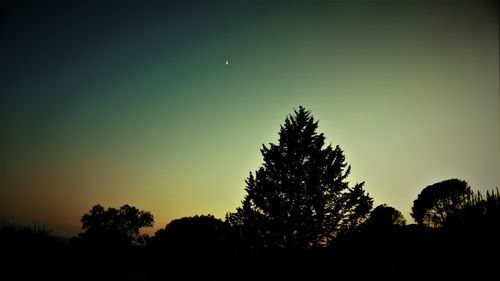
[364,204,406,230]
[227,106,372,249]
[152,215,232,254]
[411,179,472,228]
[80,204,154,246]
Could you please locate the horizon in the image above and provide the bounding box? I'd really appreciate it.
[1,0,499,237]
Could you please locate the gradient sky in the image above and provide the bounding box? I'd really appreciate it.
[1,0,498,236]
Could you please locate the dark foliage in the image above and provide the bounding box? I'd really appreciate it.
[144,215,244,280]
[0,221,69,280]
[2,194,499,281]
[411,178,472,227]
[150,214,236,255]
[228,106,372,249]
[78,204,154,247]
[446,188,500,230]
[364,204,406,232]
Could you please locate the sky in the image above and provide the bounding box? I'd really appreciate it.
[1,0,498,236]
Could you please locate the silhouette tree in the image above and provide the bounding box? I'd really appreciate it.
[227,106,372,249]
[79,204,154,246]
[411,179,472,228]
[364,204,406,230]
[446,188,500,229]
[151,215,233,254]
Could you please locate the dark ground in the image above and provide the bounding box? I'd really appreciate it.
[1,224,498,281]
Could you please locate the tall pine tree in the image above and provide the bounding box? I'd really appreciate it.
[228,106,372,249]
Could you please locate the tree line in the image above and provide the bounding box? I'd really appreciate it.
[1,106,499,280]
[76,107,500,250]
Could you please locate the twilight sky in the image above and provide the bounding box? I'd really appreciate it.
[1,0,498,236]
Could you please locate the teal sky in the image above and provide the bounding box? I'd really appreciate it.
[1,0,498,236]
